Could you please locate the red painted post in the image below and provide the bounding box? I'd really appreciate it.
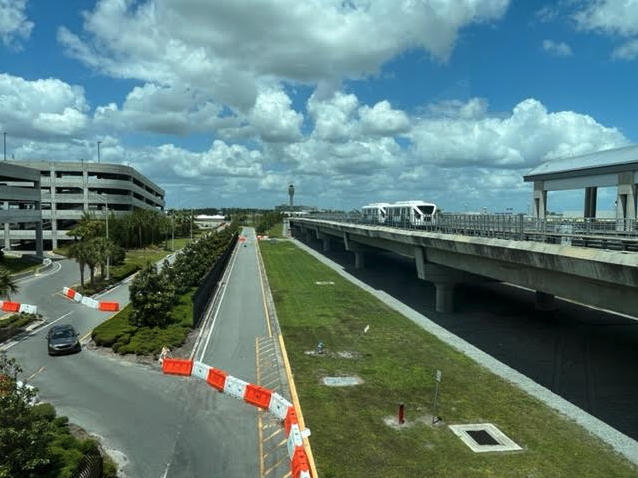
[398,402,405,425]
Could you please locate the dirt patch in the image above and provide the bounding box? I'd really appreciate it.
[382,414,444,430]
[304,349,362,359]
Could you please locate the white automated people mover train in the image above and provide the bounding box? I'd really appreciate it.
[361,203,391,224]
[362,200,437,227]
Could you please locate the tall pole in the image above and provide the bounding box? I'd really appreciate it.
[3,132,6,161]
[171,215,175,250]
[105,200,110,280]
[190,209,193,242]
[97,141,102,163]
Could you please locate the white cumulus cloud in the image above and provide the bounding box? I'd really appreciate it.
[408,97,629,169]
[0,0,33,47]
[0,73,90,140]
[574,0,638,37]
[542,39,573,57]
[57,0,510,113]
[612,39,638,60]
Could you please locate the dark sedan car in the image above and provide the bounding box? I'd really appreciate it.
[47,324,81,355]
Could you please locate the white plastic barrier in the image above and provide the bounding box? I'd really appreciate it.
[81,296,99,309]
[191,361,210,381]
[73,292,83,303]
[18,303,37,314]
[223,375,248,400]
[287,423,304,459]
[269,392,293,420]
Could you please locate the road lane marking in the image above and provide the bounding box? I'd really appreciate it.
[15,261,62,285]
[80,331,92,344]
[26,366,46,382]
[257,336,265,478]
[256,241,273,338]
[0,311,74,351]
[195,242,240,362]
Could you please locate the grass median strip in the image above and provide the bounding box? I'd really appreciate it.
[260,240,637,478]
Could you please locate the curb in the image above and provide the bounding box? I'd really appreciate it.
[10,258,53,280]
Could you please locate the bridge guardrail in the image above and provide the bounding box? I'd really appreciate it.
[298,213,638,245]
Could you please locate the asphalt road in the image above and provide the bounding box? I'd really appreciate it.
[4,231,271,478]
[298,235,638,442]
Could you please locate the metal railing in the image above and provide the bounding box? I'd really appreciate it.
[297,213,638,243]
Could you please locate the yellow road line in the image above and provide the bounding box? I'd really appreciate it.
[256,336,265,478]
[26,366,46,382]
[80,331,92,343]
[277,333,318,477]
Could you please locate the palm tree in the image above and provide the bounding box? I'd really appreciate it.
[68,241,91,287]
[0,267,18,300]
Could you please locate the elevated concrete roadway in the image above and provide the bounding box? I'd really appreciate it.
[291,218,638,317]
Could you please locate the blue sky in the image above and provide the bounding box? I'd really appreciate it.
[0,0,636,212]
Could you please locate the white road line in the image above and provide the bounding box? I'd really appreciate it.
[0,311,74,351]
[33,311,74,333]
[195,244,241,362]
[16,261,62,285]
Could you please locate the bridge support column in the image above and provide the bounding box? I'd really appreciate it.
[434,282,455,313]
[3,222,10,251]
[584,187,597,219]
[533,181,547,219]
[317,232,331,252]
[35,222,44,259]
[354,251,365,269]
[535,291,555,311]
[616,172,637,231]
[304,230,313,242]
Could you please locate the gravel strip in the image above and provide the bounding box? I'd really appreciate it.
[291,238,638,466]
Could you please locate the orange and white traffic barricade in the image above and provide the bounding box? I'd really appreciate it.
[206,367,228,391]
[161,358,193,377]
[1,301,21,313]
[98,301,119,311]
[18,303,37,314]
[223,375,249,400]
[62,287,76,300]
[268,392,293,420]
[81,296,99,309]
[191,361,210,381]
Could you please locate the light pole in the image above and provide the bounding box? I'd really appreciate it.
[171,215,175,250]
[190,209,193,243]
[3,132,6,161]
[92,193,110,280]
[97,141,102,163]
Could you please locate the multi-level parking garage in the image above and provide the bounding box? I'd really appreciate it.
[3,161,164,249]
[0,162,43,256]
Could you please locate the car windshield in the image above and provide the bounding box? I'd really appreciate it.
[52,329,74,339]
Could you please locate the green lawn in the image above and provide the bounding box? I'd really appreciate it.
[1,255,40,274]
[260,240,637,478]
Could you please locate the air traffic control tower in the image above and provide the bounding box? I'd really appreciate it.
[288,184,295,207]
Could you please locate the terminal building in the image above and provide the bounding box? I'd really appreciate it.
[2,161,164,249]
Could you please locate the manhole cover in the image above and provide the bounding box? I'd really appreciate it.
[449,423,522,453]
[322,376,363,387]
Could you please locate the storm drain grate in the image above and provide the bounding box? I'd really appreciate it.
[449,423,522,453]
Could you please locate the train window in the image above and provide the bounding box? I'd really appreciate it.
[417,205,435,215]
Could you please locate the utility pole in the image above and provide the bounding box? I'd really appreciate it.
[171,215,175,250]
[3,132,6,161]
[190,209,193,242]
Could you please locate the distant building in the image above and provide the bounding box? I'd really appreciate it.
[3,161,164,249]
[194,214,225,229]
